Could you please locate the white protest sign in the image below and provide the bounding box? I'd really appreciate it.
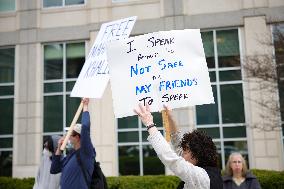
[71,16,137,98]
[107,29,215,118]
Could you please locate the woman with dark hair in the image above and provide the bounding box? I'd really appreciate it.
[134,104,223,189]
[223,152,261,189]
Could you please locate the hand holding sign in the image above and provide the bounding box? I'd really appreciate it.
[107,29,214,118]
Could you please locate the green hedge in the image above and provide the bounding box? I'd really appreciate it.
[107,175,180,189]
[0,169,283,189]
[0,177,34,189]
[251,169,284,189]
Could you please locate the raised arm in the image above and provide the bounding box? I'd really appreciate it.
[134,104,209,188]
[164,105,183,155]
[50,137,64,174]
[80,98,95,156]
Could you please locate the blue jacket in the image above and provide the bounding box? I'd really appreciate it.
[50,111,95,189]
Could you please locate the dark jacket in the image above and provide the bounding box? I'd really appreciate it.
[223,172,261,189]
[50,111,95,189]
[177,166,223,189]
[204,167,223,189]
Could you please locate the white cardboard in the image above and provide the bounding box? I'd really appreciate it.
[71,16,137,98]
[107,29,215,118]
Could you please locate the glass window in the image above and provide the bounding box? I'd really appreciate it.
[44,44,63,80]
[66,81,76,91]
[43,0,62,7]
[0,151,12,176]
[0,99,13,134]
[66,95,81,127]
[274,24,284,64]
[143,145,164,175]
[196,85,219,125]
[152,112,163,127]
[223,126,246,138]
[0,0,15,12]
[0,48,15,83]
[0,47,14,177]
[219,70,242,81]
[0,138,13,148]
[117,112,165,175]
[198,127,220,139]
[209,71,216,82]
[118,146,140,175]
[66,43,85,78]
[44,82,63,93]
[196,29,246,169]
[217,30,240,68]
[273,24,284,151]
[220,84,245,123]
[202,31,215,68]
[44,95,63,132]
[65,0,84,6]
[43,0,84,7]
[0,86,13,96]
[273,24,284,122]
[118,131,139,143]
[279,80,284,121]
[214,141,222,167]
[43,42,85,134]
[118,115,138,129]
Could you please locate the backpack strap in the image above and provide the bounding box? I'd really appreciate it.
[76,151,90,188]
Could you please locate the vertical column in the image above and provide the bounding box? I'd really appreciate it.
[162,0,185,30]
[243,16,284,170]
[13,0,42,178]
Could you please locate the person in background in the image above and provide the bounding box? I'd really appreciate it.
[50,98,95,189]
[33,135,61,189]
[223,152,261,189]
[134,104,223,189]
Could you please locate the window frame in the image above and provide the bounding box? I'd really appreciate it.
[117,114,166,176]
[195,28,247,169]
[42,0,86,9]
[0,46,15,177]
[271,23,284,151]
[0,0,16,12]
[42,41,86,136]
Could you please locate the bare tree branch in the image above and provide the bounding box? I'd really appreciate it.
[240,25,284,131]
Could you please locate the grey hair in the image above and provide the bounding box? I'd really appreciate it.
[225,152,248,177]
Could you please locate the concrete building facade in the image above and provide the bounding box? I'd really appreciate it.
[0,0,283,178]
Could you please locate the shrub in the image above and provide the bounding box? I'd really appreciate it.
[107,175,180,189]
[251,169,284,189]
[0,169,283,189]
[0,177,34,189]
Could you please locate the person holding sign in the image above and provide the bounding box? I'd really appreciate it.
[134,104,223,189]
[50,98,95,189]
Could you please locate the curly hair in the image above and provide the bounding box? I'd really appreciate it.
[179,130,218,167]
